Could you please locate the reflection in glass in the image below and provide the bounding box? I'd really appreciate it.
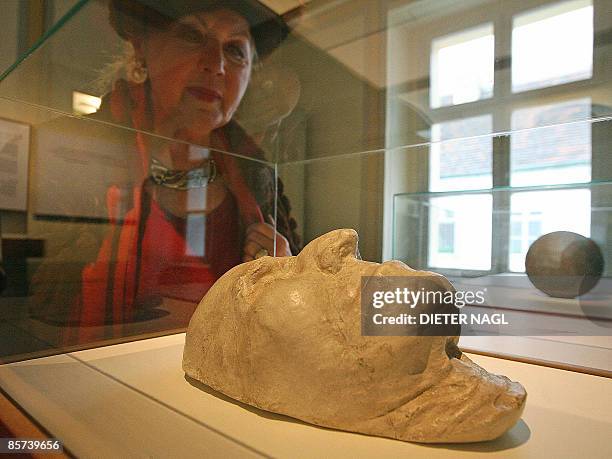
[512,0,593,93]
[509,189,591,272]
[72,91,102,115]
[428,194,492,270]
[0,0,304,363]
[429,115,493,192]
[510,99,592,187]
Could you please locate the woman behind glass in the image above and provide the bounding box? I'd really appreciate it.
[29,0,300,344]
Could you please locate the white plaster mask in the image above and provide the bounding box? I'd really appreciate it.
[183,229,526,443]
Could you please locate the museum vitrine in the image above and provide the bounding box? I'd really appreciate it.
[0,0,611,372]
[0,0,611,456]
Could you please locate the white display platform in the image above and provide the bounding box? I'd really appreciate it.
[1,333,611,458]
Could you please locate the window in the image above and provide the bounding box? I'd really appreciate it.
[510,98,592,187]
[508,190,590,272]
[510,216,523,254]
[430,24,494,108]
[512,0,593,92]
[528,219,542,242]
[428,194,492,270]
[508,98,592,271]
[429,115,493,192]
[186,213,206,257]
[438,221,455,253]
[390,1,598,277]
[428,116,493,270]
[509,211,543,265]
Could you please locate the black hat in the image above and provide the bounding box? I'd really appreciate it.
[109,0,289,57]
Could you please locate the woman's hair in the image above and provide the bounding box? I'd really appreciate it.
[93,42,137,94]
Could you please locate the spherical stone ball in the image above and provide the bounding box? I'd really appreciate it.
[525,231,604,299]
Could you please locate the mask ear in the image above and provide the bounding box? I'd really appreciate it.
[297,229,359,274]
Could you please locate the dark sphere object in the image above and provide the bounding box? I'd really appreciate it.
[525,231,604,299]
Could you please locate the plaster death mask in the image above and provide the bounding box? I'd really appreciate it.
[183,229,526,443]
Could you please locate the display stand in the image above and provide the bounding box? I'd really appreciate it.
[0,333,610,458]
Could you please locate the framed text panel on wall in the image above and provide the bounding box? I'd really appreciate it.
[0,117,30,211]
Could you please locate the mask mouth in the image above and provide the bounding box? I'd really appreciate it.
[445,337,462,359]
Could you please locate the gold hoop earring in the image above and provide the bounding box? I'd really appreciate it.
[130,59,148,84]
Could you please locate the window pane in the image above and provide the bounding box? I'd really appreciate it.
[512,0,593,92]
[510,99,591,187]
[528,219,542,237]
[429,115,493,192]
[428,194,492,270]
[430,23,494,108]
[438,222,455,253]
[509,189,591,272]
[510,238,522,254]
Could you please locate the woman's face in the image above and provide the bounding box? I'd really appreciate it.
[135,9,254,141]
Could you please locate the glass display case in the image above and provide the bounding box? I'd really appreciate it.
[1,0,611,368]
[0,0,611,454]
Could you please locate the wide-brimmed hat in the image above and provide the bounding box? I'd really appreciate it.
[109,0,289,57]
